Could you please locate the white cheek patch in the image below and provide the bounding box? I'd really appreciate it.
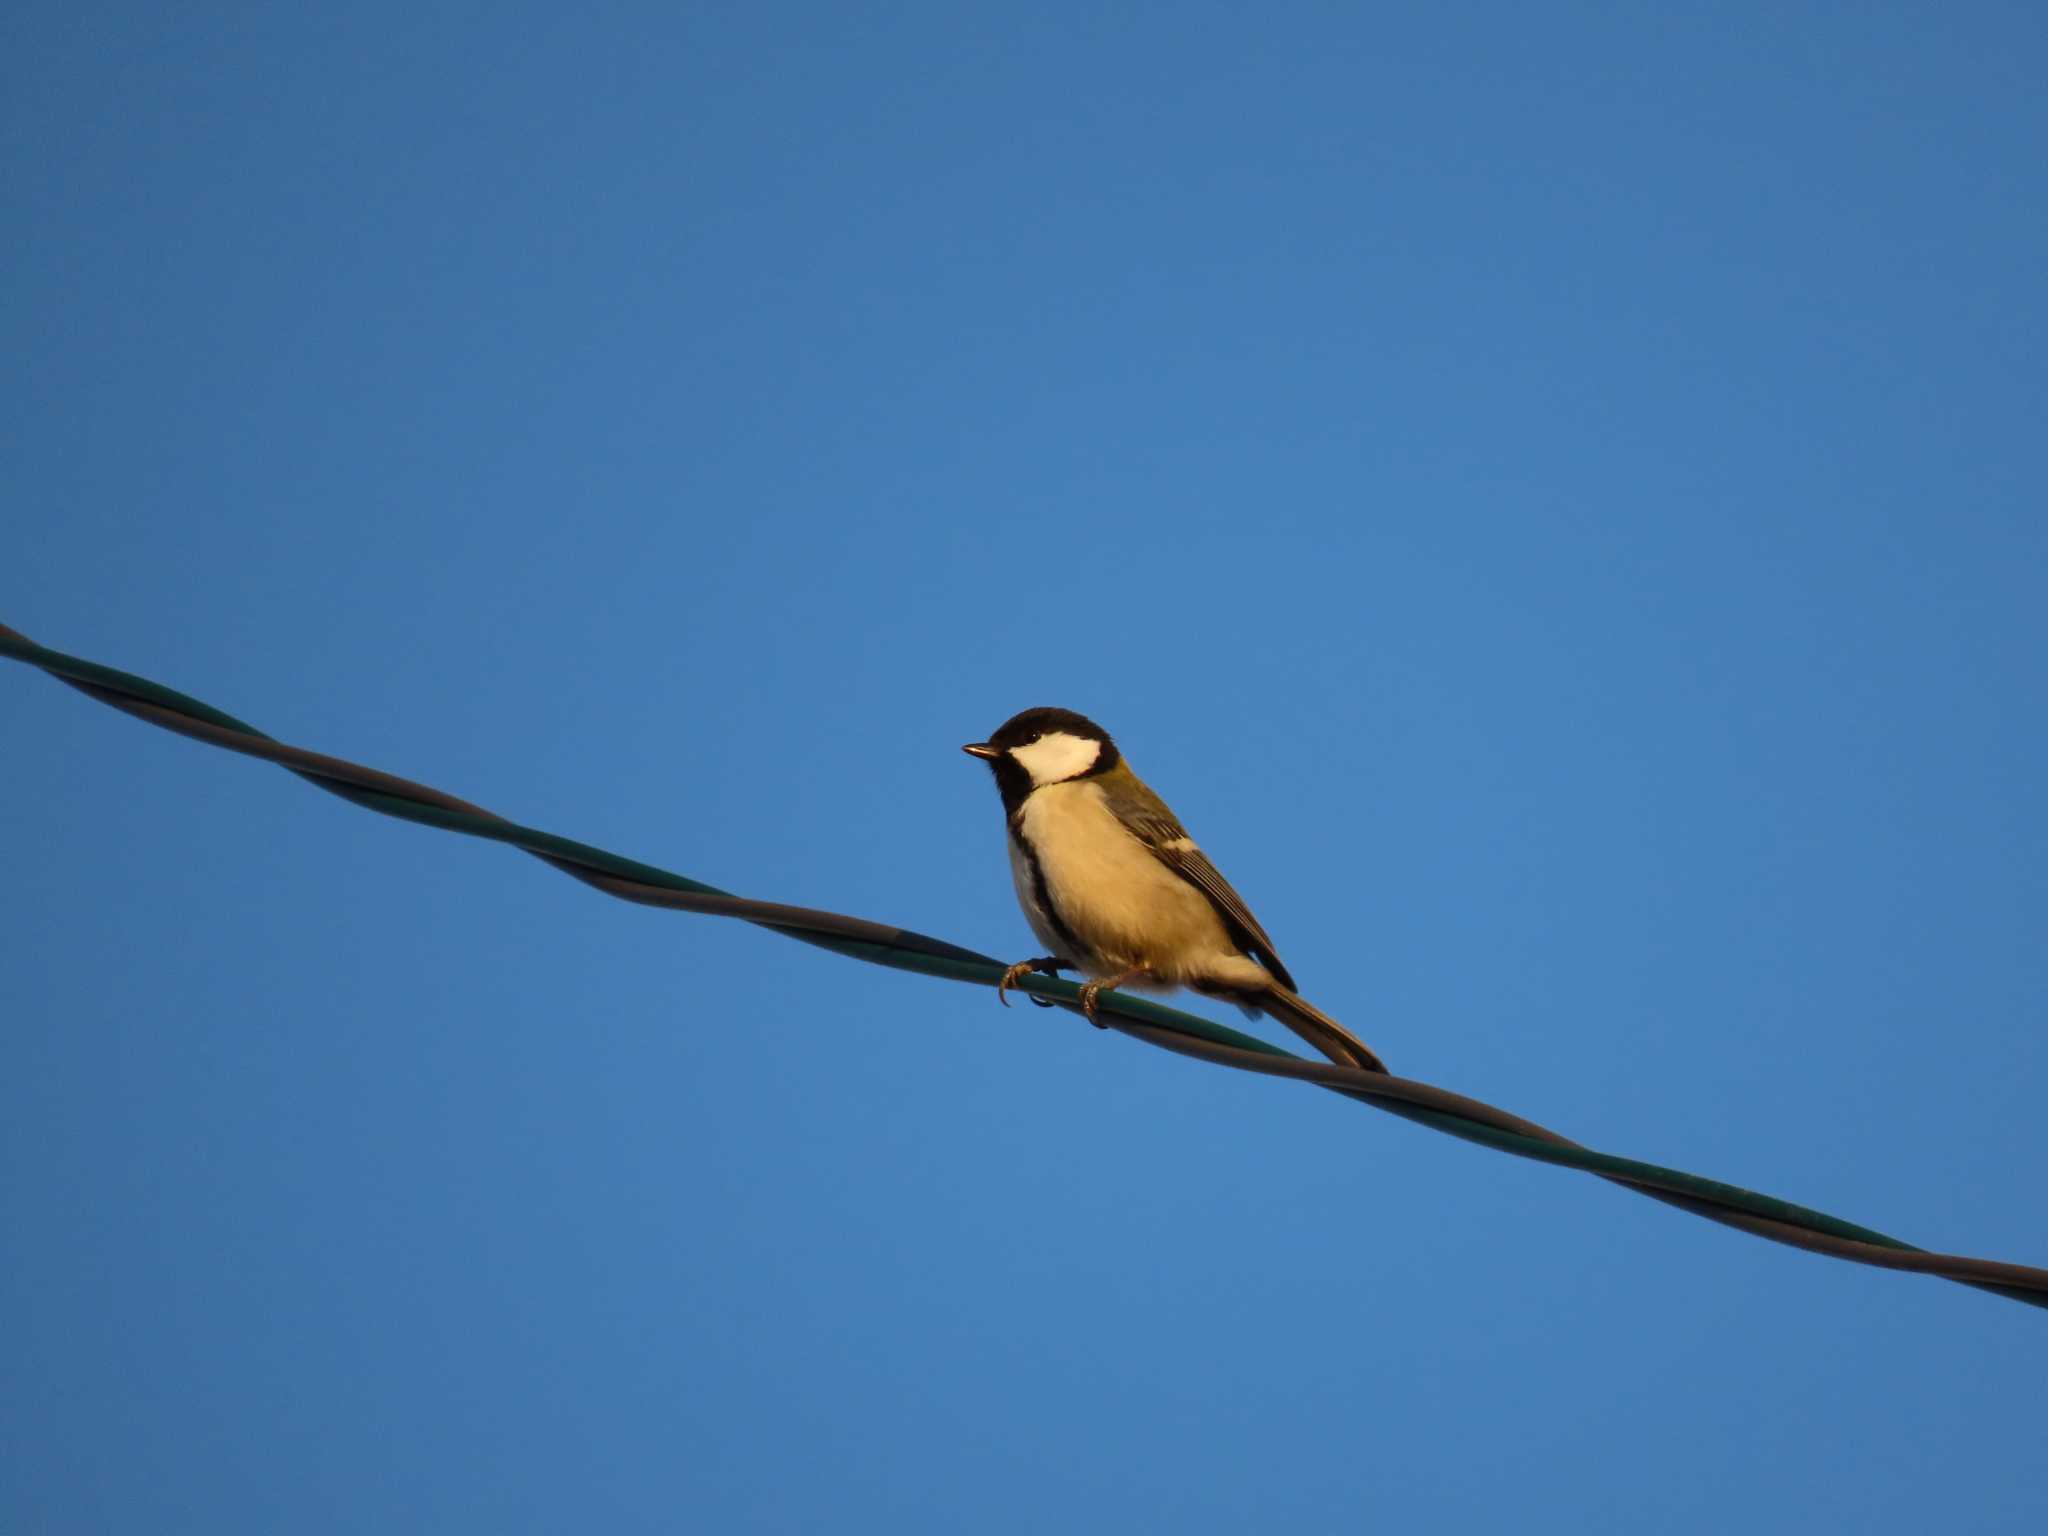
[1010,731,1102,786]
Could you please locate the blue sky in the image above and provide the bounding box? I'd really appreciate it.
[6,3,2045,1530]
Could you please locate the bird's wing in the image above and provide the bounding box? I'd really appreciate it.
[1097,772,1297,991]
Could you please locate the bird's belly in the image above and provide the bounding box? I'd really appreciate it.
[1012,783,1238,984]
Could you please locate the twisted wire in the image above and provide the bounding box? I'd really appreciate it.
[5,620,2043,1312]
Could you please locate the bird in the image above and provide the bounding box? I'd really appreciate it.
[961,706,1387,1074]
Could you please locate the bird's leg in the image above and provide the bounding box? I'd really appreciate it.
[1077,967,1154,1029]
[997,956,1067,1008]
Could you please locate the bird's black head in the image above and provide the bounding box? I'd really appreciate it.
[962,707,1121,808]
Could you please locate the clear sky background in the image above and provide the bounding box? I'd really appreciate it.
[5,3,2045,1531]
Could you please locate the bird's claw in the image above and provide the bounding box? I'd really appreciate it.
[1077,980,1112,1029]
[998,958,1065,1007]
[996,960,1040,1008]
[996,958,1118,1027]
[1075,967,1151,1029]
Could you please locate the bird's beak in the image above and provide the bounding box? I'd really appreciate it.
[961,743,1000,760]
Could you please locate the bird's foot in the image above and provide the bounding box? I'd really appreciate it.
[1077,967,1151,1029]
[997,957,1065,1008]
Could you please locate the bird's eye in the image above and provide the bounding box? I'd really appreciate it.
[1030,732,1044,743]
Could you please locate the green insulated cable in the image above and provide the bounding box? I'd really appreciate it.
[4,620,2044,1313]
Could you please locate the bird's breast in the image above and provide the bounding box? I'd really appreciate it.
[1011,781,1235,978]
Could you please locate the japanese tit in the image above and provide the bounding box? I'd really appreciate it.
[962,707,1387,1074]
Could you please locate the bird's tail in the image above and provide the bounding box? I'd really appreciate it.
[1259,988,1388,1075]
